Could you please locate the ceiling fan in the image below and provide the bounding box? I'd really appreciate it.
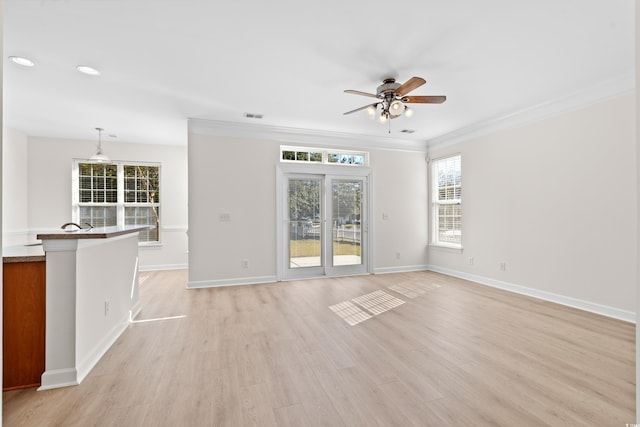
[344,76,446,124]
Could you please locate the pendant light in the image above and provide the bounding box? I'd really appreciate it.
[90,127,110,163]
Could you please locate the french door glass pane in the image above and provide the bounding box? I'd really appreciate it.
[331,180,362,266]
[288,179,322,268]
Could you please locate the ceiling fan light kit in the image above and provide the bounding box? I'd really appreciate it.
[344,76,446,132]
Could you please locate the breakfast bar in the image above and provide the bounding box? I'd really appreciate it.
[36,225,147,390]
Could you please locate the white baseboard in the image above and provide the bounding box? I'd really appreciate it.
[373,265,430,275]
[38,368,79,391]
[187,275,278,289]
[426,265,635,323]
[130,301,142,321]
[139,263,188,272]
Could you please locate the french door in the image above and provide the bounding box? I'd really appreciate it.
[278,169,369,280]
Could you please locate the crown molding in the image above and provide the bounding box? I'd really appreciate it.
[188,119,428,153]
[427,73,635,150]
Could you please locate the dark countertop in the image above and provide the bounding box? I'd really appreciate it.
[3,245,46,263]
[37,225,150,241]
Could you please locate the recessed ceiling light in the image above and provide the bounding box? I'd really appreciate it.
[400,129,416,134]
[76,65,101,76]
[9,56,35,67]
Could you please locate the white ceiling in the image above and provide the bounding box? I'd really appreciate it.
[3,0,635,147]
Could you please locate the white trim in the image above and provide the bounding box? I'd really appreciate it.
[75,233,138,250]
[373,265,430,275]
[139,263,188,272]
[38,369,79,391]
[427,74,635,149]
[426,264,635,323]
[430,154,462,248]
[275,165,373,281]
[186,275,277,289]
[130,301,142,320]
[160,226,188,232]
[188,118,428,153]
[139,242,164,249]
[42,239,78,252]
[428,243,463,253]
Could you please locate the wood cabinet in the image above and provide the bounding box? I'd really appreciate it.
[3,260,46,391]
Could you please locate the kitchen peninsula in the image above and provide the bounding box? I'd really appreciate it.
[36,225,147,390]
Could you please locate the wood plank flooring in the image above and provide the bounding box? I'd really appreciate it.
[3,270,635,426]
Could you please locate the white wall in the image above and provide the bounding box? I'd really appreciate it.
[428,93,636,320]
[188,126,429,286]
[370,149,428,272]
[188,133,278,284]
[3,133,189,270]
[2,128,28,246]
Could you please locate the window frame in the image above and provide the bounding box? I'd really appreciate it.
[430,153,462,250]
[72,159,161,246]
[280,145,369,166]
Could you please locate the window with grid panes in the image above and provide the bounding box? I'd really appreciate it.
[431,154,461,247]
[280,146,368,166]
[78,163,118,227]
[74,161,160,243]
[124,165,160,242]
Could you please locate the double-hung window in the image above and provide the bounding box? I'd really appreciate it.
[431,154,462,248]
[73,161,160,244]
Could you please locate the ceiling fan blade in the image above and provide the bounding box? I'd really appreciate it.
[395,77,426,96]
[344,89,379,98]
[402,95,446,104]
[343,103,378,115]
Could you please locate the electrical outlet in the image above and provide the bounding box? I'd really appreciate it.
[500,262,506,271]
[241,259,249,269]
[467,257,474,265]
[104,300,110,316]
[383,213,390,221]
[395,252,401,260]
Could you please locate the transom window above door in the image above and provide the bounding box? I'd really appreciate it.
[280,145,369,166]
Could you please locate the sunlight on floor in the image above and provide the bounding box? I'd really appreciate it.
[329,281,442,326]
[130,315,187,324]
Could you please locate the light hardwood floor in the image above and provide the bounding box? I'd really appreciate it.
[3,270,635,426]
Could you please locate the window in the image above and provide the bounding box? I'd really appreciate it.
[431,154,461,247]
[281,146,368,166]
[73,161,160,243]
